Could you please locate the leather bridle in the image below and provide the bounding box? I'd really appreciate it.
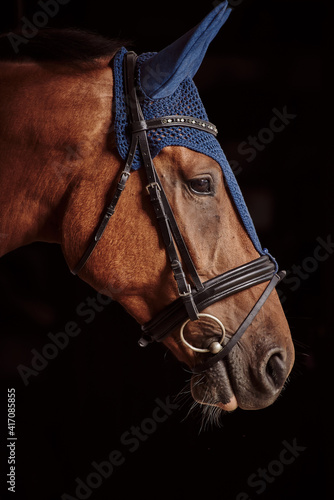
[71,51,285,372]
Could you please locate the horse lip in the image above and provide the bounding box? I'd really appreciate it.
[212,358,239,411]
[191,357,238,411]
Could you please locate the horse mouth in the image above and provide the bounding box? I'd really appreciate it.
[190,343,292,413]
[190,360,238,412]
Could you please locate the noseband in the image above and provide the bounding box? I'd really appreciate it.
[72,51,285,372]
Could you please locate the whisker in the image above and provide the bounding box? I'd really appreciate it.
[192,374,205,388]
[174,383,192,402]
[182,399,201,424]
[182,366,194,375]
[203,403,224,432]
[175,371,226,431]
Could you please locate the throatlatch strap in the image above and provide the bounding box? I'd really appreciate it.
[71,153,133,275]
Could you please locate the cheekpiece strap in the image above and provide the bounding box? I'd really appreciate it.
[124,51,205,321]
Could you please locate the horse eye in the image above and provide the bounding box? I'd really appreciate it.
[189,178,212,195]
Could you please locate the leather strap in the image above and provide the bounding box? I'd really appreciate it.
[192,271,286,372]
[71,158,133,275]
[139,255,276,346]
[131,115,218,136]
[124,51,203,320]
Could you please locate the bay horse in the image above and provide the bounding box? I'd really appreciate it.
[0,2,294,418]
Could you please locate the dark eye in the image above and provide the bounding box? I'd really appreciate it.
[189,178,212,195]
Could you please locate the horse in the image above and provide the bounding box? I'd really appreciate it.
[0,2,294,418]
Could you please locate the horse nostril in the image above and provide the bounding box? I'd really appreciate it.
[265,351,287,389]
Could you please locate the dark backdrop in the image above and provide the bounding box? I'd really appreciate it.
[0,1,332,499]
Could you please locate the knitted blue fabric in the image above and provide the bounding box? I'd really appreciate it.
[113,47,273,262]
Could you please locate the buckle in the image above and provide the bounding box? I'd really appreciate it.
[179,283,192,297]
[145,182,161,195]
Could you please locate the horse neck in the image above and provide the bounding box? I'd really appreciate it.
[0,58,119,258]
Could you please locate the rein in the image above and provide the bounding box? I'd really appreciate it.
[71,51,285,372]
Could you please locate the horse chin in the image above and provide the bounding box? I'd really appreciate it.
[190,362,239,413]
[216,397,238,412]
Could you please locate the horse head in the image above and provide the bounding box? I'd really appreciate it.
[0,2,294,417]
[62,2,294,413]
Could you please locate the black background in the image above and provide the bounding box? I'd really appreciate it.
[0,1,333,499]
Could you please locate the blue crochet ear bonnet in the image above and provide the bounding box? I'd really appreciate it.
[112,2,274,263]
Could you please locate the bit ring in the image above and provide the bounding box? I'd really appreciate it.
[180,313,226,354]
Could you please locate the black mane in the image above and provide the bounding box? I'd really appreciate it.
[0,28,127,65]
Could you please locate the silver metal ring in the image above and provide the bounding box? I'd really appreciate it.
[180,313,226,354]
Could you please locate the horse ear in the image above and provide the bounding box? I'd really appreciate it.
[140,1,232,99]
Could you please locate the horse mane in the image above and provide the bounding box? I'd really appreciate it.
[0,28,128,67]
